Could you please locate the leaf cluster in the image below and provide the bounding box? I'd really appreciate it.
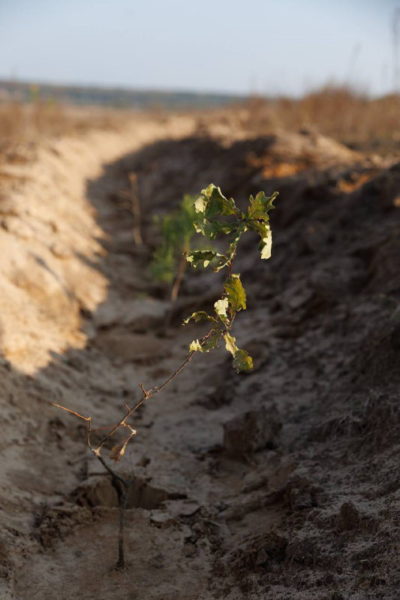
[185,184,277,373]
[187,184,277,272]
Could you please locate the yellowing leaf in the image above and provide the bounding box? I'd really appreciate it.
[247,191,277,220]
[194,195,207,213]
[183,311,216,325]
[224,332,253,373]
[224,332,238,356]
[202,329,222,351]
[187,249,224,269]
[189,339,203,352]
[246,191,276,261]
[200,184,237,217]
[225,274,246,312]
[233,349,254,373]
[189,329,222,353]
[214,297,229,320]
[260,227,272,259]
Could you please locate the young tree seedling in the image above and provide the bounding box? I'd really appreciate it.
[54,183,277,569]
[150,194,198,302]
[184,184,277,370]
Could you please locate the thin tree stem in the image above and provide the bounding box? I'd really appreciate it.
[116,482,130,570]
[170,252,187,303]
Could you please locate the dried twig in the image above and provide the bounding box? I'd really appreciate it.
[129,173,143,247]
[52,348,198,569]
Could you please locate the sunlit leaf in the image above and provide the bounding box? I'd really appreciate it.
[194,195,207,213]
[198,184,238,217]
[224,331,238,356]
[189,339,203,352]
[233,349,254,373]
[223,332,253,373]
[187,249,225,269]
[260,226,272,259]
[214,297,229,323]
[192,184,241,240]
[247,191,277,220]
[246,191,277,260]
[183,311,216,325]
[202,329,223,351]
[189,328,222,353]
[194,217,236,240]
[224,274,246,312]
[214,225,246,271]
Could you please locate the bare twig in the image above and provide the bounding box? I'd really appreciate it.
[52,403,91,422]
[53,347,199,570]
[129,173,143,247]
[92,349,195,458]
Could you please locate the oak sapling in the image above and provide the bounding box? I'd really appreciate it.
[185,184,277,371]
[54,183,277,569]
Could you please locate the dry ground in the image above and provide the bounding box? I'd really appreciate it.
[0,105,399,599]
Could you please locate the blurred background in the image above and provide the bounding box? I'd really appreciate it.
[0,0,399,96]
[0,0,399,154]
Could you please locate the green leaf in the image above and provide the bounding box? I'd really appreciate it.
[193,216,236,241]
[248,221,272,260]
[246,191,277,260]
[192,185,240,240]
[233,349,254,373]
[247,191,277,220]
[183,311,217,325]
[150,245,175,283]
[223,332,254,373]
[224,274,246,312]
[214,224,246,272]
[247,215,273,260]
[150,194,198,283]
[189,328,222,353]
[187,249,225,269]
[196,184,238,218]
[202,329,222,351]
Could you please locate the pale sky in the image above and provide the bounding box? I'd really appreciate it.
[0,0,398,96]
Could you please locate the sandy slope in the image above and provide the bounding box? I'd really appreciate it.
[0,114,194,374]
[1,115,400,600]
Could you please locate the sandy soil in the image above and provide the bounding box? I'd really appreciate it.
[0,113,399,599]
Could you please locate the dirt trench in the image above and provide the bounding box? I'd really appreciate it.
[1,118,400,599]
